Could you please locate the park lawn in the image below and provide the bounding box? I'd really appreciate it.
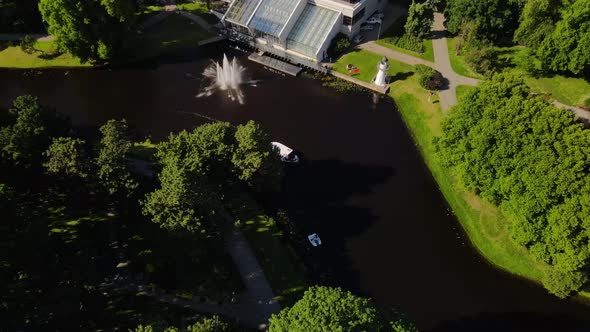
[525,74,590,107]
[446,37,483,79]
[177,2,220,24]
[230,195,308,307]
[375,39,434,62]
[333,49,550,283]
[0,41,89,68]
[129,14,213,61]
[332,49,415,83]
[456,85,477,103]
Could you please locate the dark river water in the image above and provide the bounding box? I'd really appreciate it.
[1,47,589,331]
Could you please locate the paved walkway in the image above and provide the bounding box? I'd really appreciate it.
[357,13,479,111]
[0,34,53,41]
[552,100,590,124]
[431,13,480,110]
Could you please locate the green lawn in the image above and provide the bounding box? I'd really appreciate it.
[177,2,220,24]
[525,74,590,107]
[375,39,434,62]
[333,49,551,285]
[129,14,213,61]
[446,37,484,79]
[0,41,90,68]
[375,15,434,62]
[332,49,415,83]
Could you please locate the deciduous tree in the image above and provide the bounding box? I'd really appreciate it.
[405,0,434,39]
[269,286,416,332]
[97,119,137,199]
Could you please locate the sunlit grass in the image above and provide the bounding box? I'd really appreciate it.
[0,41,89,68]
[446,37,483,79]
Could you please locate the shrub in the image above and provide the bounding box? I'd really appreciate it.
[584,97,590,108]
[464,46,496,75]
[20,35,36,54]
[328,33,351,58]
[415,64,443,90]
[542,269,588,299]
[383,34,425,54]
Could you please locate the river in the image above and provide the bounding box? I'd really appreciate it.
[1,48,588,331]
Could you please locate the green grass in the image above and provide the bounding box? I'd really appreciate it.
[456,85,477,103]
[375,15,434,62]
[129,14,213,61]
[333,48,550,284]
[332,49,415,83]
[0,41,90,68]
[177,2,220,24]
[375,39,434,62]
[230,195,308,307]
[446,37,484,79]
[525,74,590,107]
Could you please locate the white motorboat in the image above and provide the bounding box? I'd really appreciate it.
[271,141,300,163]
[308,233,322,247]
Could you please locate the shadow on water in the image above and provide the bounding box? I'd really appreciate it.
[283,158,395,292]
[429,312,590,332]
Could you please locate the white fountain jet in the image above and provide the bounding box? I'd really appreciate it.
[197,54,248,104]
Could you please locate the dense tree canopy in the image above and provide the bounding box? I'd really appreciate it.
[44,136,90,179]
[97,119,137,199]
[130,316,234,332]
[405,0,435,39]
[268,286,416,332]
[445,0,519,43]
[436,72,590,295]
[143,121,282,232]
[38,0,137,62]
[537,0,590,75]
[513,0,562,49]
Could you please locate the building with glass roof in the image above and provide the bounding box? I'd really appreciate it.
[222,0,385,62]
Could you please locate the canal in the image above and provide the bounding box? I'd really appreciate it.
[1,48,589,331]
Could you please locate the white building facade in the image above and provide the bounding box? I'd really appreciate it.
[222,0,385,63]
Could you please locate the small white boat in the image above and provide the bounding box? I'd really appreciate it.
[308,233,322,247]
[271,141,300,163]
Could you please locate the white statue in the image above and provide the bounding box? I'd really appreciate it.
[374,57,389,87]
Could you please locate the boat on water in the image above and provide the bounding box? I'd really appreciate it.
[308,233,322,247]
[271,141,299,163]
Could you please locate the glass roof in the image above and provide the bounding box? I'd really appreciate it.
[249,0,301,37]
[225,0,262,26]
[287,4,339,57]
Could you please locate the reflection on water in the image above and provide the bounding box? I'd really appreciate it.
[0,50,589,330]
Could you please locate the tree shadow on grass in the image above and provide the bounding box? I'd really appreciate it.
[389,71,414,83]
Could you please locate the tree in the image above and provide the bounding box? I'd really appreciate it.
[405,0,434,39]
[232,120,283,192]
[513,0,561,49]
[38,0,137,63]
[543,269,588,299]
[143,121,283,232]
[20,35,37,54]
[0,95,69,171]
[537,0,590,75]
[268,286,416,332]
[128,316,232,332]
[445,0,519,43]
[435,72,590,295]
[97,119,137,199]
[44,137,90,178]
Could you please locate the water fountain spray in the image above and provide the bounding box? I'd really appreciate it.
[197,54,248,104]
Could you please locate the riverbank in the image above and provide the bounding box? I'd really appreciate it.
[331,49,553,287]
[0,11,214,69]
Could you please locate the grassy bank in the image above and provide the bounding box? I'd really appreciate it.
[333,49,549,283]
[525,74,590,107]
[230,195,308,307]
[0,41,90,68]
